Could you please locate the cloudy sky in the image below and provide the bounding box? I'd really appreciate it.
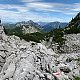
[0,0,80,23]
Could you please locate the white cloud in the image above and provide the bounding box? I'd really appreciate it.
[71,3,80,11]
[0,1,80,22]
[26,2,80,14]
[0,8,65,23]
[0,2,80,14]
[27,2,53,9]
[0,4,29,12]
[21,0,42,2]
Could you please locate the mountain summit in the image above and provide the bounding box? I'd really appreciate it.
[16,20,41,34]
[68,12,80,27]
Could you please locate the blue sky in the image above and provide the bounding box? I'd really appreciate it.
[0,0,80,23]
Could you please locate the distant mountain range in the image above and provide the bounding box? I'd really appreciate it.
[38,22,68,32]
[37,22,48,26]
[3,20,68,32]
[2,23,16,29]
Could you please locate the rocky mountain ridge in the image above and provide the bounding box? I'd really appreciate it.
[68,12,80,27]
[16,20,41,34]
[3,21,68,33]
[42,22,68,32]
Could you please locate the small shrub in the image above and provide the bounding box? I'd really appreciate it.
[74,77,80,80]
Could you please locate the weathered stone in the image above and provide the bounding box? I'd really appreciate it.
[60,67,71,73]
[0,26,79,80]
[0,51,6,58]
[0,56,5,62]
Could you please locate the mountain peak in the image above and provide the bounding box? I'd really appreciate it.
[26,20,35,26]
[68,12,80,27]
[77,12,80,15]
[15,20,41,34]
[27,20,34,23]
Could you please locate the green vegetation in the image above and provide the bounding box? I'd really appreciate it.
[3,12,80,46]
[46,28,65,48]
[64,26,80,34]
[52,28,65,46]
[64,12,80,34]
[4,26,45,43]
[22,32,45,43]
[4,25,65,47]
[68,12,80,27]
[74,77,80,80]
[4,12,80,47]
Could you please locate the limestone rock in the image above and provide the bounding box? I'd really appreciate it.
[0,26,79,80]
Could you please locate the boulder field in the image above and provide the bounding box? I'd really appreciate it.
[0,26,80,80]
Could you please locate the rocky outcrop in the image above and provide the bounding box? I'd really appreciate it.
[0,25,80,80]
[61,33,80,53]
[22,25,39,34]
[16,20,41,34]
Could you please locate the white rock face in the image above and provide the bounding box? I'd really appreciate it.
[0,26,80,80]
[16,21,40,34]
[22,25,39,34]
[62,33,80,53]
